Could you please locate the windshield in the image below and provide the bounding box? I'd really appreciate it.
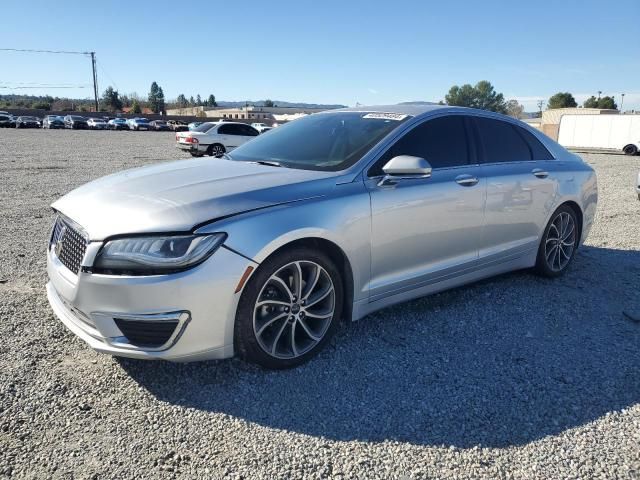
[193,122,216,133]
[228,112,409,171]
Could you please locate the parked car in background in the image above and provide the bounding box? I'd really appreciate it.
[188,121,204,131]
[16,116,41,128]
[150,120,171,131]
[0,113,13,128]
[167,120,188,132]
[127,118,151,131]
[47,105,598,368]
[64,115,88,129]
[176,121,259,157]
[108,118,128,130]
[43,115,65,129]
[251,122,271,133]
[87,118,108,130]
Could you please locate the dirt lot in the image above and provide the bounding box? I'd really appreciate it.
[0,129,639,479]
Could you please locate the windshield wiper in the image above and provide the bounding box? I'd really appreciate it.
[252,160,284,168]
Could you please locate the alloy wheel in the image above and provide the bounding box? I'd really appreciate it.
[253,261,335,359]
[211,145,225,157]
[544,211,576,272]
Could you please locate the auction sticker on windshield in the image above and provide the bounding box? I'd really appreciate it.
[362,113,409,121]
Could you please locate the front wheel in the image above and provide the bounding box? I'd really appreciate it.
[623,144,638,156]
[234,248,343,369]
[534,205,579,277]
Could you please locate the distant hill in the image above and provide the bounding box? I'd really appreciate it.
[397,101,441,105]
[216,100,346,109]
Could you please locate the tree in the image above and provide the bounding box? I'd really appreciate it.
[584,95,617,109]
[102,86,123,112]
[547,92,577,109]
[583,96,598,108]
[189,96,195,106]
[207,94,217,107]
[120,94,131,108]
[196,94,202,106]
[31,102,51,110]
[598,96,617,109]
[263,99,275,107]
[176,94,188,108]
[130,99,142,114]
[505,99,525,119]
[147,81,165,114]
[445,80,506,113]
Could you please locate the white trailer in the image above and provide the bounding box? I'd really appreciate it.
[558,114,640,155]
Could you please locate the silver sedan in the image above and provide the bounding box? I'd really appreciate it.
[46,105,598,369]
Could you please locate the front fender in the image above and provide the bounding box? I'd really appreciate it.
[197,181,372,302]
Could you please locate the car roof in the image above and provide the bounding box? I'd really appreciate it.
[334,103,449,116]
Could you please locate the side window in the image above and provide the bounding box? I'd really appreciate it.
[369,115,470,176]
[218,124,238,135]
[513,125,554,160]
[474,117,532,163]
[240,124,259,136]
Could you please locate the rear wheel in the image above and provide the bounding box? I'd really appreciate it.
[207,143,226,157]
[234,247,343,369]
[623,144,638,156]
[535,205,579,277]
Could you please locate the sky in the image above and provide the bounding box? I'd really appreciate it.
[1,0,639,111]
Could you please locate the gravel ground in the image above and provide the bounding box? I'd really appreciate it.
[1,129,639,479]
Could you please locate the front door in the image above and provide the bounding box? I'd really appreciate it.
[365,115,486,301]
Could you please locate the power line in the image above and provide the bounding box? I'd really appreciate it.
[96,59,118,91]
[0,47,100,110]
[0,81,91,87]
[0,48,90,55]
[0,85,89,89]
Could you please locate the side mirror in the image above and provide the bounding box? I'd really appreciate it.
[379,155,432,186]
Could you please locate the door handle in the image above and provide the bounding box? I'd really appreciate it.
[532,168,549,178]
[455,174,479,186]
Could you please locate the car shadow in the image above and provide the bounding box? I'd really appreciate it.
[119,246,640,448]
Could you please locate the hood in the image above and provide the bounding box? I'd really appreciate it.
[52,158,338,240]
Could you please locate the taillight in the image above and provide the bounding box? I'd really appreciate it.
[185,136,198,144]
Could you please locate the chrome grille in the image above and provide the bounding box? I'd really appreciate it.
[50,216,88,274]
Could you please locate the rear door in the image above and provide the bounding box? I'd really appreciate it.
[472,116,556,261]
[236,124,260,145]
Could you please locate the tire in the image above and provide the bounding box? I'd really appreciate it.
[234,247,343,369]
[534,205,579,277]
[207,143,226,157]
[623,144,638,156]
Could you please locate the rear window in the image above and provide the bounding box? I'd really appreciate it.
[193,122,216,133]
[513,125,554,160]
[473,117,532,163]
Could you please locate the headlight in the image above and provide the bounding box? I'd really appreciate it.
[93,233,226,275]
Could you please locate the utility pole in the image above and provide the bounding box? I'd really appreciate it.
[90,52,99,112]
[597,90,602,100]
[620,93,625,112]
[537,100,544,117]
